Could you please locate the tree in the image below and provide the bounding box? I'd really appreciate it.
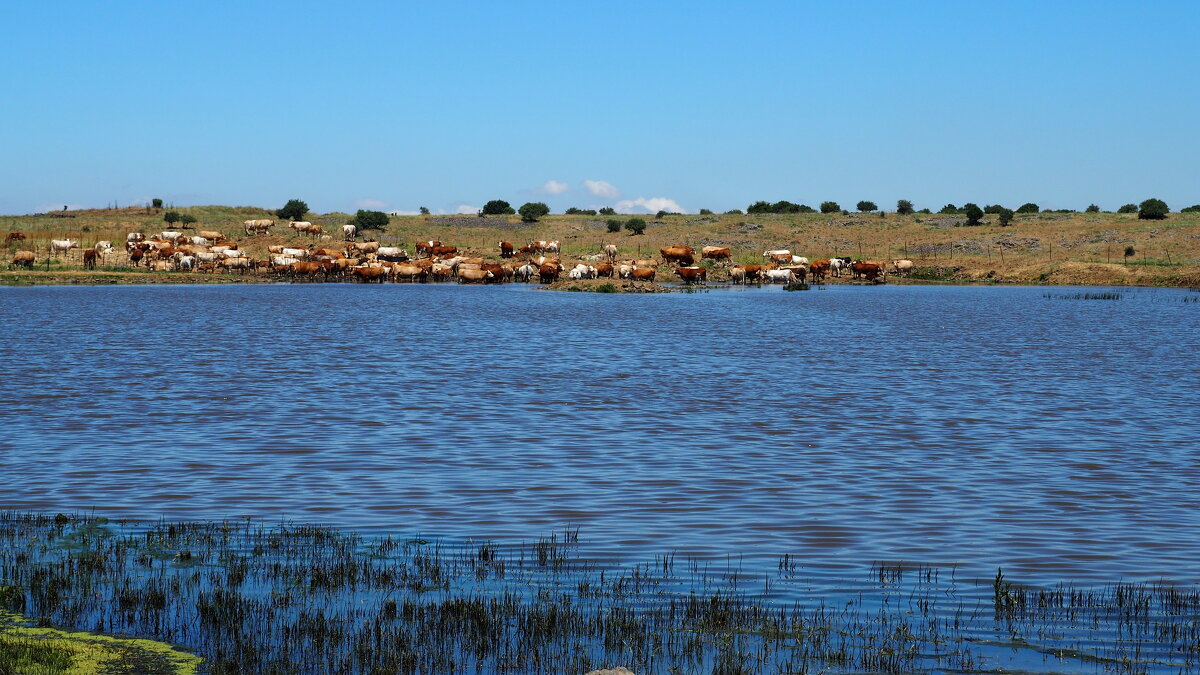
[419,206,430,215]
[819,201,840,214]
[699,208,713,215]
[179,214,197,228]
[624,217,647,235]
[998,208,1014,226]
[797,204,816,213]
[896,199,914,215]
[1117,203,1138,214]
[1086,204,1100,213]
[276,199,309,222]
[353,209,390,230]
[1138,198,1168,220]
[984,204,1004,214]
[917,208,932,214]
[963,203,983,225]
[518,202,550,223]
[1124,245,1135,264]
[482,200,515,215]
[747,201,772,214]
[151,198,163,209]
[163,210,180,227]
[1016,202,1039,214]
[1181,205,1200,213]
[606,219,622,233]
[724,209,743,215]
[939,204,959,214]
[598,207,616,215]
[856,200,877,212]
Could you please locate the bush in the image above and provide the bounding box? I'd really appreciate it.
[179,214,197,228]
[1124,245,1135,262]
[624,217,647,235]
[565,207,597,215]
[939,204,959,214]
[163,210,180,226]
[598,207,616,215]
[1181,204,1200,213]
[353,209,390,230]
[699,208,713,215]
[896,199,914,215]
[1086,204,1100,213]
[419,206,430,215]
[819,201,840,213]
[918,208,932,214]
[963,203,983,225]
[518,202,550,223]
[1117,203,1138,214]
[606,219,622,233]
[856,200,877,212]
[984,204,1004,214]
[998,208,1014,226]
[276,199,309,221]
[151,198,163,209]
[724,209,743,215]
[655,210,670,218]
[1138,198,1168,220]
[1015,202,1039,214]
[482,200,515,215]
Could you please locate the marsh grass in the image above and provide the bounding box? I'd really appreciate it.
[1,513,1198,674]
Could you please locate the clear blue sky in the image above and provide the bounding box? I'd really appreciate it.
[2,1,1196,215]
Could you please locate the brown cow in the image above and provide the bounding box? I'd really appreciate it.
[700,246,731,262]
[129,248,145,267]
[674,266,707,284]
[631,268,656,281]
[431,245,458,257]
[11,250,35,268]
[782,265,808,283]
[498,241,514,258]
[5,232,26,245]
[480,263,510,283]
[741,264,766,283]
[538,263,561,282]
[809,259,830,283]
[851,261,884,282]
[415,240,442,256]
[393,263,426,282]
[352,266,387,283]
[458,267,492,284]
[82,249,98,269]
[594,263,614,278]
[660,245,695,266]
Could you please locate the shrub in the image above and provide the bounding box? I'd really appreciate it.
[797,204,816,213]
[565,207,597,215]
[1181,204,1200,213]
[481,200,515,215]
[518,202,550,223]
[1124,245,1135,262]
[353,210,390,230]
[1138,198,1168,220]
[819,201,840,213]
[1016,202,1039,214]
[724,209,743,215]
[747,201,772,214]
[1117,203,1138,214]
[1086,204,1100,213]
[606,219,622,233]
[419,206,430,215]
[856,200,877,212]
[276,198,308,221]
[998,208,1014,226]
[598,207,616,215]
[179,214,197,228]
[896,199,914,215]
[151,198,163,209]
[963,203,983,225]
[163,210,180,226]
[624,217,647,235]
[939,204,959,214]
[984,204,1004,214]
[655,210,670,219]
[918,208,931,214]
[699,208,713,215]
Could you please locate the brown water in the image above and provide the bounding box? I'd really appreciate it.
[2,283,1198,586]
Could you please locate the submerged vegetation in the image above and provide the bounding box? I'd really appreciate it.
[2,513,1199,674]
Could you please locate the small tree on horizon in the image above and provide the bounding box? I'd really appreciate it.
[419,206,430,215]
[276,199,309,222]
[598,207,616,215]
[518,202,550,223]
[482,200,515,215]
[998,208,1014,226]
[1016,202,1039,214]
[352,210,390,231]
[1117,203,1138,214]
[963,203,984,225]
[163,210,180,227]
[1138,198,1168,220]
[1086,204,1100,213]
[151,198,163,210]
[179,213,197,229]
[896,199,914,215]
[624,217,647,235]
[856,200,878,212]
[819,201,840,214]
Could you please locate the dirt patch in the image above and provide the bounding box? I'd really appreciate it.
[427,216,527,230]
[541,278,670,293]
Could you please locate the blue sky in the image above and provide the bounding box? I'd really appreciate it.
[2,1,1196,215]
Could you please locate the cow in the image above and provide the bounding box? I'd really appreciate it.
[376,247,408,261]
[82,249,99,269]
[430,263,453,282]
[176,255,195,271]
[243,219,273,235]
[830,256,853,277]
[129,248,145,267]
[763,268,795,284]
[603,244,618,261]
[352,266,388,283]
[634,259,658,268]
[457,267,493,284]
[280,247,308,259]
[514,263,537,282]
[125,232,145,247]
[415,240,442,256]
[11,250,35,269]
[6,232,27,244]
[94,241,114,255]
[537,263,561,282]
[675,266,707,284]
[198,230,224,243]
[594,263,614,278]
[851,261,885,282]
[290,261,325,280]
[701,246,731,262]
[891,259,914,276]
[741,264,766,283]
[219,258,252,274]
[791,256,809,266]
[764,249,792,265]
[782,265,808,283]
[392,263,426,282]
[159,231,184,242]
[617,264,633,279]
[431,245,458,257]
[728,267,745,284]
[569,264,596,280]
[660,245,695,266]
[499,241,514,258]
[342,224,357,240]
[350,241,381,256]
[809,259,830,283]
[221,248,247,259]
[631,267,656,282]
[50,239,79,256]
[188,236,210,246]
[288,221,312,232]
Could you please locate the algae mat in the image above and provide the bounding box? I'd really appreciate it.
[0,610,200,675]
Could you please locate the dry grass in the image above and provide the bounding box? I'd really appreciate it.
[3,206,1199,287]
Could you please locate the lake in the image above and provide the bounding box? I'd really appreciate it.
[2,283,1199,588]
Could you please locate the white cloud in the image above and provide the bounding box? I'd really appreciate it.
[454,204,480,215]
[615,197,685,214]
[583,179,620,199]
[538,180,569,195]
[353,198,388,210]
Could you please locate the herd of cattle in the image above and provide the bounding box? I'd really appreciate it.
[5,220,915,285]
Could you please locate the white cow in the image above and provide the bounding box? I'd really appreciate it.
[49,239,78,255]
[159,231,184,242]
[603,244,618,260]
[376,247,407,259]
[126,232,145,243]
[892,259,914,276]
[342,224,357,240]
[94,241,114,254]
[288,221,312,232]
[221,248,246,259]
[189,236,210,246]
[280,247,308,259]
[764,269,796,284]
[791,256,808,266]
[617,264,633,279]
[514,263,538,282]
[271,255,301,266]
[176,255,195,271]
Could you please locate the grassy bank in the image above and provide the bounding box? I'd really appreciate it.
[1,512,1198,674]
[3,205,1199,287]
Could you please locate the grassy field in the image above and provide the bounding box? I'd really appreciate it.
[3,205,1199,287]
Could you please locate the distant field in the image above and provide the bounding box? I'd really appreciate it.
[3,205,1199,287]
